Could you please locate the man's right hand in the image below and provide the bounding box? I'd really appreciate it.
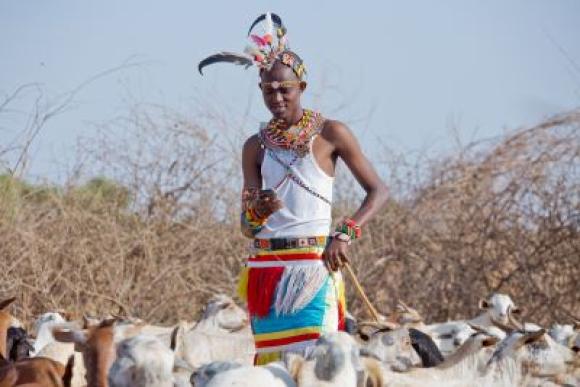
[253,189,283,218]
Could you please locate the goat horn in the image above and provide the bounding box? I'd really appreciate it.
[507,307,524,331]
[357,322,383,329]
[467,322,489,334]
[491,318,515,334]
[358,321,400,330]
[397,300,411,312]
[0,297,16,311]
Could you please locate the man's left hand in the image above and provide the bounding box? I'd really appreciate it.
[324,238,350,272]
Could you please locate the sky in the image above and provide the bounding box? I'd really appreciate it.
[1,0,579,181]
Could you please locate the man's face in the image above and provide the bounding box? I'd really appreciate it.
[260,61,306,122]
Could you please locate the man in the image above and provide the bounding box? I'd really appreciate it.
[199,13,388,365]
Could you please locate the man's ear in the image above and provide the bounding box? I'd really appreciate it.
[300,81,307,91]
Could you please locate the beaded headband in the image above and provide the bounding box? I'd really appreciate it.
[198,12,306,80]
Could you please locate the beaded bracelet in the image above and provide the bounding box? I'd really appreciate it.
[332,231,352,245]
[335,218,362,240]
[241,209,267,236]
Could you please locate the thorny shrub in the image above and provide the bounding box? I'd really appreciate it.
[0,106,578,328]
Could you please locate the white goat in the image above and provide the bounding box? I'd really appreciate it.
[32,312,69,355]
[487,327,576,378]
[422,293,517,355]
[286,331,384,387]
[549,323,575,347]
[549,322,580,354]
[175,295,254,369]
[379,331,522,387]
[360,328,422,371]
[193,361,296,387]
[108,334,174,387]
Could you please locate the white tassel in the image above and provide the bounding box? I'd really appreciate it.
[274,265,329,315]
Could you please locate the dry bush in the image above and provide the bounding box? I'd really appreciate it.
[347,110,580,326]
[0,104,247,325]
[0,105,578,328]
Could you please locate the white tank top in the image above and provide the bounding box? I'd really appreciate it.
[256,124,334,239]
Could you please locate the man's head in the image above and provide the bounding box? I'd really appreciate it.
[259,51,307,123]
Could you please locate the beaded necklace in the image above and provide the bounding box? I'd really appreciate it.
[261,109,324,157]
[258,109,331,205]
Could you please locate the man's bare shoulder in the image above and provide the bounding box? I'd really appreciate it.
[243,133,260,147]
[320,119,356,147]
[242,134,261,155]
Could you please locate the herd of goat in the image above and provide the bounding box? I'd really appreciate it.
[0,293,578,386]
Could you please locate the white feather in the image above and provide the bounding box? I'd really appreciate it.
[265,12,273,36]
[244,46,261,57]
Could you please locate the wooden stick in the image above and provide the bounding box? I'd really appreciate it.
[343,262,381,323]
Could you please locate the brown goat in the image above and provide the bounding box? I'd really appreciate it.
[0,298,17,359]
[53,319,142,387]
[0,356,68,387]
[0,297,72,387]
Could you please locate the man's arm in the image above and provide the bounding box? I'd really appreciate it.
[328,120,389,226]
[242,135,262,191]
[322,120,389,270]
[240,135,282,238]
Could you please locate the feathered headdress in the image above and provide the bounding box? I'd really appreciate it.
[198,12,306,79]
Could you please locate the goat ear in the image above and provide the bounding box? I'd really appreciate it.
[56,310,76,322]
[482,337,500,347]
[358,325,377,342]
[82,315,100,329]
[284,353,304,382]
[0,297,16,311]
[53,328,87,344]
[170,322,189,353]
[478,299,490,310]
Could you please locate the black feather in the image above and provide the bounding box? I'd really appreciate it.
[247,13,285,36]
[408,328,444,368]
[198,52,253,75]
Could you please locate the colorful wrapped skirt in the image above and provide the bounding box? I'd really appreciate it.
[238,237,346,365]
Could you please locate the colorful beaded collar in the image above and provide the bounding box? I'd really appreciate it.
[260,109,324,157]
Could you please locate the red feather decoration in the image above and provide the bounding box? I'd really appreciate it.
[247,267,284,318]
[250,34,268,47]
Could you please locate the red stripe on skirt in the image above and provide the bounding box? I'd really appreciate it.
[249,252,323,261]
[255,332,321,348]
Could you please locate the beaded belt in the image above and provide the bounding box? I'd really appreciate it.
[253,236,328,250]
